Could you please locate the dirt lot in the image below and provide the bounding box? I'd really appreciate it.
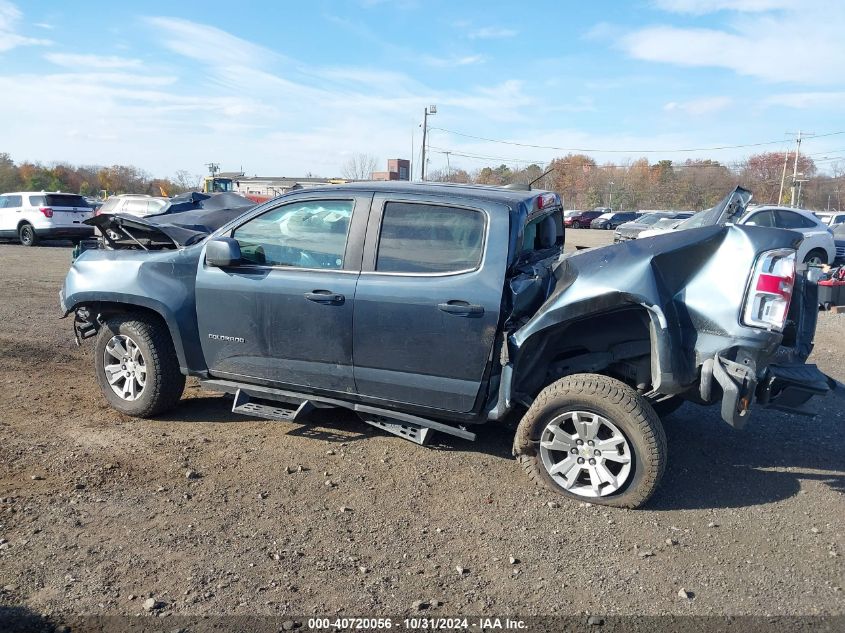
[0,232,843,624]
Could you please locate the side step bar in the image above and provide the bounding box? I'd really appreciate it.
[201,379,476,444]
[231,388,315,422]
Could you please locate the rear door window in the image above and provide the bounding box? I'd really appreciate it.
[5,195,22,207]
[375,202,485,274]
[775,210,817,229]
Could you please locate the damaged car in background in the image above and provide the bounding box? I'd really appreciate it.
[61,183,839,508]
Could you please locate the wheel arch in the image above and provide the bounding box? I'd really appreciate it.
[65,295,204,375]
[507,300,677,405]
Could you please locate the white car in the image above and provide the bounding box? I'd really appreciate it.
[673,205,835,265]
[0,191,94,246]
[815,211,845,228]
[95,194,169,218]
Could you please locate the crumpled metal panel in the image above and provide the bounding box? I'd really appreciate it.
[511,223,805,393]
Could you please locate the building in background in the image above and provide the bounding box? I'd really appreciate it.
[372,159,410,181]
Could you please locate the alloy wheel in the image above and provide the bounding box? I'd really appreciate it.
[539,410,633,498]
[103,334,147,401]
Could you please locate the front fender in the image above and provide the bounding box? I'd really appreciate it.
[61,247,206,373]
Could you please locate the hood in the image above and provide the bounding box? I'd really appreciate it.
[692,186,753,227]
[86,200,255,249]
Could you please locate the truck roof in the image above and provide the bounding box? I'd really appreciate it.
[289,180,548,209]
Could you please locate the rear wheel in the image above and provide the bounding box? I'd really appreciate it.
[516,374,666,508]
[18,223,38,247]
[803,249,827,266]
[94,314,185,417]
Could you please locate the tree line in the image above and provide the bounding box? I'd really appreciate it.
[0,153,199,198]
[429,152,844,211]
[2,150,842,211]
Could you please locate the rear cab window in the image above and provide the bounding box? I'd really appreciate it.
[520,193,564,258]
[375,202,485,274]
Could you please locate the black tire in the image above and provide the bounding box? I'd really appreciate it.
[18,223,38,247]
[572,221,581,229]
[515,373,667,509]
[803,249,827,266]
[94,314,185,417]
[648,395,685,418]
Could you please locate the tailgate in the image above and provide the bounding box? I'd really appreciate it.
[51,205,93,226]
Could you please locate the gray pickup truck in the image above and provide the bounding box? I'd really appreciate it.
[60,182,836,508]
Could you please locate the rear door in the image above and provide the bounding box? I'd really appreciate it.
[195,192,372,393]
[352,194,507,413]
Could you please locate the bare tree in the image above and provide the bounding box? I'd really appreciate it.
[342,154,379,180]
[173,169,201,192]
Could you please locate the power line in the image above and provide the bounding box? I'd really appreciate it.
[428,145,749,170]
[428,127,845,154]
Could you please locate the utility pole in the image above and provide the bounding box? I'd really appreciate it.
[608,181,614,211]
[778,148,790,205]
[420,105,436,181]
[445,151,451,181]
[787,131,814,207]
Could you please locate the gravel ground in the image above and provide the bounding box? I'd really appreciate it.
[0,233,843,623]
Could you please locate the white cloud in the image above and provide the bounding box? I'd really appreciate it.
[143,16,278,66]
[764,92,845,109]
[618,2,845,85]
[652,0,792,13]
[34,22,53,29]
[664,96,732,115]
[0,0,50,52]
[0,16,546,176]
[45,53,143,69]
[468,26,518,40]
[422,54,484,67]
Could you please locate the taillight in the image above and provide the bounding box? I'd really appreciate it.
[742,248,795,332]
[39,207,53,218]
[536,192,560,210]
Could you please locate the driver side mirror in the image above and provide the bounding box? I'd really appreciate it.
[206,237,242,267]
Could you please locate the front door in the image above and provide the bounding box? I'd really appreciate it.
[195,193,371,394]
[352,195,507,413]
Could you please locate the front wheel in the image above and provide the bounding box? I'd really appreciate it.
[515,374,667,508]
[18,223,38,247]
[94,314,185,417]
[572,221,581,229]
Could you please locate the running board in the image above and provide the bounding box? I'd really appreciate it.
[201,378,476,444]
[231,388,315,422]
[359,415,432,446]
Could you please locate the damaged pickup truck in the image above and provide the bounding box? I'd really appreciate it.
[60,182,837,508]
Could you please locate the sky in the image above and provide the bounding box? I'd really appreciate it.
[2,0,845,180]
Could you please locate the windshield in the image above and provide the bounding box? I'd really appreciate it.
[597,212,613,220]
[833,223,845,238]
[677,212,709,230]
[564,210,581,217]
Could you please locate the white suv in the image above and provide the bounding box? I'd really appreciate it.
[0,192,94,246]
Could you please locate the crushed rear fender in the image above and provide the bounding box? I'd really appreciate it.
[505,223,813,424]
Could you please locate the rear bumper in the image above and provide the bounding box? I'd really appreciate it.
[711,351,836,428]
[36,226,95,239]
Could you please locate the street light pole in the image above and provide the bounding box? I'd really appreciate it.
[608,181,614,211]
[420,105,436,181]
